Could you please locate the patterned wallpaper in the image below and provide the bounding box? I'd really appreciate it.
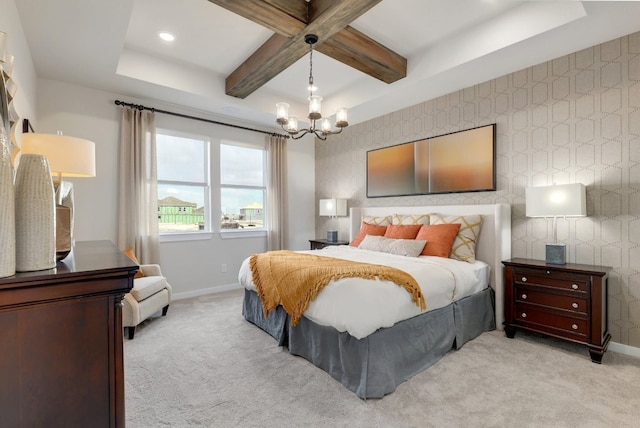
[315,31,640,347]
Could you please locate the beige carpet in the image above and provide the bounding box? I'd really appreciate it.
[124,289,640,427]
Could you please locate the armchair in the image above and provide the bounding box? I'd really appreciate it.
[122,264,172,339]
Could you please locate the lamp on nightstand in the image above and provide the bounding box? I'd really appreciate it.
[319,198,347,242]
[525,183,586,264]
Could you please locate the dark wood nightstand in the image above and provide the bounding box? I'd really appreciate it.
[502,258,612,363]
[309,239,349,250]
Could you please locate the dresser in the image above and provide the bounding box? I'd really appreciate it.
[309,239,349,250]
[502,258,612,363]
[0,240,138,427]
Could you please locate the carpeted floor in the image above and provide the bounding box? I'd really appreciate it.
[124,289,640,428]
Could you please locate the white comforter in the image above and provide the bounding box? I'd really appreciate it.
[238,246,490,339]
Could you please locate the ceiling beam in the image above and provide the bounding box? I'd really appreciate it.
[209,0,407,99]
[207,0,307,36]
[317,26,406,84]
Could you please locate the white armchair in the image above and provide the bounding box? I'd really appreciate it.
[122,264,172,339]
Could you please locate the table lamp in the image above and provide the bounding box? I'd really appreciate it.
[525,183,586,264]
[319,198,347,242]
[20,132,96,260]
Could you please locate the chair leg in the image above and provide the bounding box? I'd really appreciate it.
[126,326,135,340]
[162,305,169,316]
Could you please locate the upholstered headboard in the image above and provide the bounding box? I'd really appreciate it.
[349,204,511,329]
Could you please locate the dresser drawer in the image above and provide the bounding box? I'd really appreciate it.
[514,303,589,339]
[512,267,590,294]
[515,285,589,314]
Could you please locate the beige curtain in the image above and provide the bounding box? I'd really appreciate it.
[117,107,159,264]
[266,134,288,251]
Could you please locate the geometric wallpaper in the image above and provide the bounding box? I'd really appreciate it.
[315,31,640,347]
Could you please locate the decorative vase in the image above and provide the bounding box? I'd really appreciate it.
[0,120,15,277]
[14,154,56,271]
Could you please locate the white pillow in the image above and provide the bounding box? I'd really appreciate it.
[358,235,427,257]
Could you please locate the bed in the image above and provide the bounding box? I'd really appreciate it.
[240,203,511,399]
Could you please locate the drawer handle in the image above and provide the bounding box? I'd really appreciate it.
[572,324,578,330]
[521,294,527,300]
[572,302,578,309]
[521,312,527,318]
[571,284,579,290]
[521,276,527,282]
[546,270,551,274]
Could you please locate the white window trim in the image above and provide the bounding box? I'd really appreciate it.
[160,231,213,243]
[157,128,212,237]
[219,141,267,233]
[219,229,267,239]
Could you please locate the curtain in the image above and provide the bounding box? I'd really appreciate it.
[266,135,288,251]
[117,107,159,264]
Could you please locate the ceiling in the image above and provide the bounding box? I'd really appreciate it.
[15,1,640,131]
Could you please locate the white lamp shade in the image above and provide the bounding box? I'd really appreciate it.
[20,133,96,177]
[525,183,586,217]
[319,198,347,217]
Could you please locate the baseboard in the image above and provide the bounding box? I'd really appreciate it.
[172,283,242,301]
[609,341,640,359]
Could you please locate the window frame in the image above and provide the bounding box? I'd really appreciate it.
[156,128,212,241]
[219,140,267,238]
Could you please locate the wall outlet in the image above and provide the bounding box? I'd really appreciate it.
[221,264,227,273]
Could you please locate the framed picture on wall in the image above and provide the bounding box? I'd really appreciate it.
[366,124,496,197]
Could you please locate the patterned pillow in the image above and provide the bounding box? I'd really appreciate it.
[358,235,427,257]
[349,222,388,247]
[429,214,483,262]
[384,224,422,240]
[361,215,391,226]
[391,214,430,225]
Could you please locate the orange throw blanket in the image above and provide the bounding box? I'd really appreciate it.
[250,250,425,326]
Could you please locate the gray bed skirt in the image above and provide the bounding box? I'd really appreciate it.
[242,287,495,399]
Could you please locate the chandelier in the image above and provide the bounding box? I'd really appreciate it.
[276,34,348,140]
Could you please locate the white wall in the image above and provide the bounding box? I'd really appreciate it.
[35,79,315,297]
[1,0,38,125]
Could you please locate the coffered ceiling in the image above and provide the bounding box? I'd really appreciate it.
[15,1,640,130]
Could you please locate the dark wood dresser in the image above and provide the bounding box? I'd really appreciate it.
[0,240,138,427]
[503,258,612,363]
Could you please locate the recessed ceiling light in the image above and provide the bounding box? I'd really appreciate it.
[158,31,175,42]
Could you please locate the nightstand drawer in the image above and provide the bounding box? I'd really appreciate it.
[514,304,589,338]
[512,267,590,294]
[515,285,588,314]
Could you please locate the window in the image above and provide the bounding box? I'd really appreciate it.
[156,130,210,234]
[220,143,266,231]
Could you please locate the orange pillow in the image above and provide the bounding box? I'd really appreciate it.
[416,223,461,257]
[384,224,422,240]
[123,247,145,278]
[349,222,388,247]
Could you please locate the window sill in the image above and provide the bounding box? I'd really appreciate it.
[219,229,267,239]
[160,232,213,243]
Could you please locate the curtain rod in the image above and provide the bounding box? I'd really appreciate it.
[114,100,289,139]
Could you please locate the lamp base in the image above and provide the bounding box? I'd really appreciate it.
[545,244,566,265]
[326,230,338,242]
[56,204,72,261]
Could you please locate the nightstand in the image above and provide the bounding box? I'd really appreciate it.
[502,258,612,363]
[309,239,349,250]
